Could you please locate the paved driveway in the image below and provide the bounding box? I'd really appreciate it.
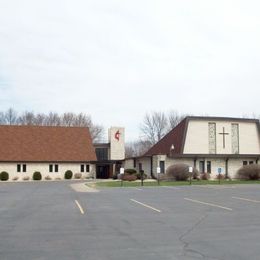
[0,182,260,260]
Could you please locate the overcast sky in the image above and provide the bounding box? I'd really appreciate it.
[0,0,259,141]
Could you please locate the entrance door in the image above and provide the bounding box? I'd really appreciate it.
[96,165,110,179]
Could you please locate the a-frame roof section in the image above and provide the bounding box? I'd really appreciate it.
[0,125,97,162]
[144,117,188,156]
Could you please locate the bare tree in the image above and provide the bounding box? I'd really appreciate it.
[34,113,46,126]
[74,113,92,127]
[125,140,152,158]
[17,111,35,125]
[45,112,61,126]
[61,112,75,126]
[0,112,5,124]
[140,111,168,145]
[89,124,104,143]
[168,110,187,130]
[4,108,18,125]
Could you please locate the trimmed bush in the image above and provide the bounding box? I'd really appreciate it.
[125,169,137,175]
[23,176,30,181]
[236,164,260,180]
[33,171,42,181]
[136,172,148,180]
[74,173,82,179]
[200,173,210,180]
[0,171,9,181]
[121,174,137,181]
[45,175,52,180]
[165,164,197,181]
[12,176,19,181]
[215,173,225,180]
[64,170,73,179]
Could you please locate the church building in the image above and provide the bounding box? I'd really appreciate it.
[124,117,260,179]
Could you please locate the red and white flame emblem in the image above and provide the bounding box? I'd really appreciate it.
[115,130,120,141]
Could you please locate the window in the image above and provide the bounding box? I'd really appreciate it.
[199,161,205,173]
[49,164,53,172]
[95,148,108,161]
[243,161,248,166]
[207,161,211,173]
[249,161,254,165]
[133,159,136,168]
[159,161,165,174]
[17,164,21,172]
[139,163,142,172]
[22,164,27,172]
[80,164,84,172]
[55,164,59,172]
[80,164,90,172]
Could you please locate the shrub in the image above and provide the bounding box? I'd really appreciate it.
[136,172,148,180]
[125,169,137,175]
[23,176,30,181]
[45,175,52,180]
[33,171,42,181]
[165,164,197,181]
[74,173,82,179]
[55,177,62,180]
[236,164,260,180]
[200,173,210,180]
[215,173,225,180]
[0,171,9,181]
[64,170,73,179]
[121,174,137,181]
[12,176,19,181]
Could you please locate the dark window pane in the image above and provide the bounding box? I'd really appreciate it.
[80,165,84,172]
[23,164,27,172]
[139,163,142,172]
[243,161,248,166]
[159,161,165,174]
[199,161,205,173]
[249,161,254,165]
[17,164,21,172]
[49,164,53,172]
[55,164,59,172]
[95,148,108,161]
[86,165,90,172]
[207,161,211,173]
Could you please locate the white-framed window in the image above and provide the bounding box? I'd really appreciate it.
[17,164,26,172]
[49,164,59,172]
[80,164,90,173]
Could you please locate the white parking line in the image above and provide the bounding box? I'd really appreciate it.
[184,198,232,211]
[232,196,260,203]
[134,188,143,191]
[130,199,161,213]
[75,200,85,214]
[162,186,180,190]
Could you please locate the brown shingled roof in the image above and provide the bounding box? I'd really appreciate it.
[144,118,188,156]
[0,125,97,162]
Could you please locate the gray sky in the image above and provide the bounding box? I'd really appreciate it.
[0,0,260,141]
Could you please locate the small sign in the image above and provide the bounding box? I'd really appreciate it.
[120,167,124,174]
[218,168,222,174]
[188,166,193,173]
[156,167,161,174]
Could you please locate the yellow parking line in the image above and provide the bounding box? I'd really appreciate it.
[232,196,260,203]
[184,198,232,211]
[130,199,161,213]
[75,200,85,214]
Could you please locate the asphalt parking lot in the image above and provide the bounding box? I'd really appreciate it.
[0,182,260,260]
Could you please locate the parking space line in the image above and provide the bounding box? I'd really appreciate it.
[232,196,260,203]
[134,188,143,191]
[75,200,85,214]
[162,186,180,190]
[184,198,232,211]
[130,199,161,213]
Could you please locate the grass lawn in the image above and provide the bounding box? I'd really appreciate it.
[87,179,260,188]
